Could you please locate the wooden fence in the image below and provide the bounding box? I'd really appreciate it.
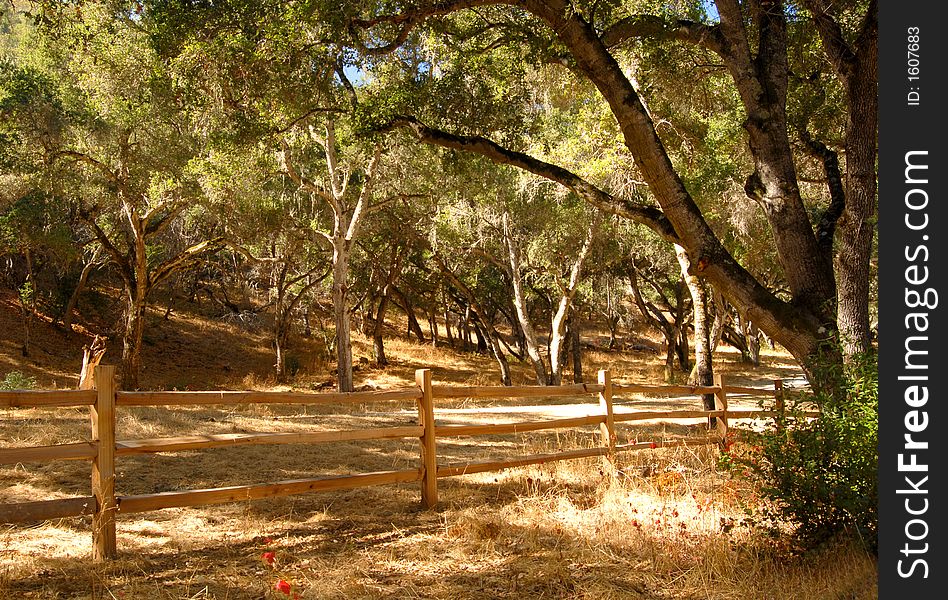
[0,366,808,561]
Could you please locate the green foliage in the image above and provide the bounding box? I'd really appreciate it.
[0,191,74,258]
[17,278,34,306]
[749,352,878,551]
[0,370,37,390]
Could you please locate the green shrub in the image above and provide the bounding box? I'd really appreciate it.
[0,370,37,390]
[748,352,878,551]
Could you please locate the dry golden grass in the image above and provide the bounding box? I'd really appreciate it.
[0,445,877,599]
[0,298,876,599]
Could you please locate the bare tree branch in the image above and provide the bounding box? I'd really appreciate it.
[345,145,384,242]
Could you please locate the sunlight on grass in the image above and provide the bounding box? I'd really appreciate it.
[0,315,874,599]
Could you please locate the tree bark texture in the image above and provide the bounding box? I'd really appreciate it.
[815,0,878,358]
[333,246,354,392]
[676,246,714,410]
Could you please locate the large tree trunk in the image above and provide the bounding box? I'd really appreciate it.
[835,6,878,358]
[333,243,354,392]
[380,0,860,389]
[496,1,842,382]
[121,289,146,389]
[535,0,833,321]
[677,246,714,410]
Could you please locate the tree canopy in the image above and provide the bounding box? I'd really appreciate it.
[0,0,877,392]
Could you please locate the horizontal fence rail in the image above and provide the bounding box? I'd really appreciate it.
[0,365,811,561]
[0,496,97,523]
[0,390,97,408]
[116,388,421,406]
[431,383,602,399]
[116,469,424,514]
[0,442,99,465]
[435,415,606,438]
[115,426,425,455]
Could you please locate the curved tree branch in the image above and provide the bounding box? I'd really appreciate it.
[378,115,680,242]
[601,14,723,54]
[79,209,134,290]
[799,129,845,259]
[149,237,227,290]
[800,0,858,83]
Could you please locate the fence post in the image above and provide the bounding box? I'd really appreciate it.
[415,369,438,508]
[774,379,785,432]
[597,370,616,465]
[712,373,728,445]
[91,365,117,561]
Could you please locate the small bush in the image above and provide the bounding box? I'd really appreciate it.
[748,352,878,551]
[0,370,37,390]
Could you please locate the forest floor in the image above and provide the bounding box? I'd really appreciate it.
[0,291,877,599]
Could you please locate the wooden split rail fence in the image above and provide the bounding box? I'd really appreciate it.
[0,366,806,561]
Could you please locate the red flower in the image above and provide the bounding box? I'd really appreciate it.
[262,551,276,565]
[275,580,292,595]
[649,442,657,449]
